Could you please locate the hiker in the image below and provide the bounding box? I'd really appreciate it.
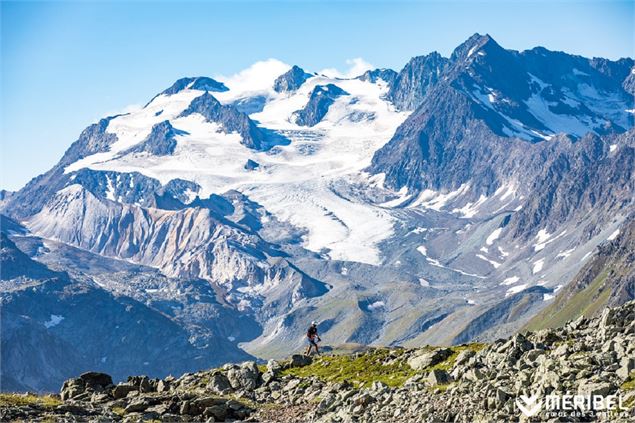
[305,321,321,356]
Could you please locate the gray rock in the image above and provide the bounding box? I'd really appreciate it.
[80,372,113,389]
[124,399,150,413]
[294,84,348,127]
[289,354,312,368]
[577,381,616,397]
[226,361,260,391]
[204,404,228,420]
[112,383,137,399]
[463,368,485,382]
[156,379,171,393]
[617,357,635,379]
[207,372,232,393]
[60,378,85,401]
[454,349,476,367]
[427,369,451,385]
[273,65,313,93]
[407,348,453,370]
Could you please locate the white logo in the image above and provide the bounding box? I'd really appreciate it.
[516,393,542,417]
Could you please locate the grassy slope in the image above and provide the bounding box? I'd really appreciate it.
[282,344,485,388]
[524,268,612,331]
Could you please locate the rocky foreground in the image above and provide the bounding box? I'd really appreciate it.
[2,301,635,422]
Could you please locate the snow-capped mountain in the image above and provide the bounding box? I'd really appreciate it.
[2,34,634,392]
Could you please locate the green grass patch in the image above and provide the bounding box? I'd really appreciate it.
[524,269,611,331]
[0,393,62,409]
[280,348,416,388]
[280,344,486,389]
[111,406,126,416]
[621,372,635,392]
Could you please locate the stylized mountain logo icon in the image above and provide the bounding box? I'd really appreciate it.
[516,393,541,417]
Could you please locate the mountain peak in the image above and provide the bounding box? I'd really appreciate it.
[273,65,313,93]
[451,33,502,62]
[160,76,229,97]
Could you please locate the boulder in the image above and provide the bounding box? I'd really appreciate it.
[577,381,616,397]
[427,369,451,385]
[127,375,154,393]
[156,379,171,393]
[124,399,150,413]
[79,372,112,390]
[60,378,85,401]
[261,371,276,385]
[204,404,228,420]
[462,368,485,382]
[267,359,283,373]
[112,383,137,399]
[226,361,260,390]
[289,354,312,368]
[207,372,232,393]
[454,349,476,367]
[407,348,453,370]
[617,357,635,380]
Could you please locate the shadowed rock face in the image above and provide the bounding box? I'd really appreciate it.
[273,65,313,93]
[370,33,634,241]
[123,120,186,156]
[294,84,349,127]
[387,52,449,111]
[0,230,256,392]
[179,92,269,150]
[0,116,120,219]
[357,68,398,85]
[160,76,228,96]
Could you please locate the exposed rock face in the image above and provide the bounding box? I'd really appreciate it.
[244,159,260,170]
[3,301,634,422]
[71,169,200,207]
[387,51,448,110]
[406,347,452,370]
[357,68,398,85]
[0,229,255,392]
[24,185,327,299]
[179,92,269,150]
[273,65,313,93]
[123,120,185,156]
[294,84,349,127]
[624,65,635,95]
[160,76,229,96]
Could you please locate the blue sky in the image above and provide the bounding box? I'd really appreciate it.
[1,0,633,191]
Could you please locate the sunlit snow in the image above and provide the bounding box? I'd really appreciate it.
[63,62,410,265]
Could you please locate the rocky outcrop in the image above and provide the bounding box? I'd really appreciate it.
[357,68,398,85]
[294,84,348,127]
[179,92,270,150]
[4,301,634,422]
[160,76,229,96]
[387,51,448,110]
[123,120,185,156]
[273,65,313,93]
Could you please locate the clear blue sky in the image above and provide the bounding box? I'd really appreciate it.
[1,0,633,191]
